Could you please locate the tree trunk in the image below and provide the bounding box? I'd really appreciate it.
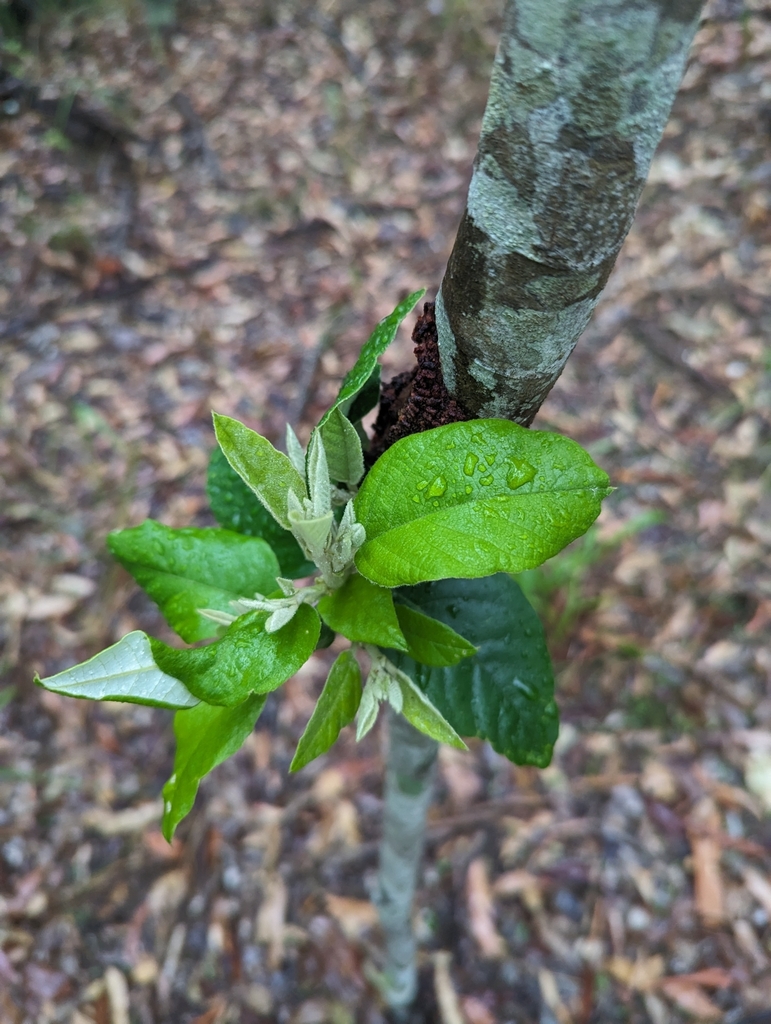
[374,708,438,1010]
[376,1,704,1011]
[435,0,703,424]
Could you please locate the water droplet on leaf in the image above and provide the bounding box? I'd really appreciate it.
[416,480,428,491]
[465,484,473,494]
[479,474,493,486]
[506,457,536,490]
[463,453,478,476]
[427,475,447,498]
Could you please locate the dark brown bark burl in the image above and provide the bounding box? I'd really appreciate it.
[366,302,469,465]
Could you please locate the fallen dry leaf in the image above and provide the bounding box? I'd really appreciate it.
[433,951,465,1024]
[660,978,722,1020]
[608,954,665,993]
[325,894,378,941]
[256,874,287,969]
[687,799,725,926]
[466,859,506,959]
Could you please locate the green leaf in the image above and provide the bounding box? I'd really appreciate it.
[318,408,365,487]
[394,667,467,750]
[392,603,477,667]
[107,521,281,643]
[318,289,425,428]
[347,365,381,425]
[354,419,611,587]
[162,694,266,840]
[207,446,313,578]
[317,573,408,650]
[390,575,558,767]
[150,605,320,706]
[213,413,307,532]
[290,650,362,771]
[35,631,200,709]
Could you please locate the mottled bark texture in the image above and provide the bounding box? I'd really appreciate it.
[374,708,438,1009]
[436,0,703,424]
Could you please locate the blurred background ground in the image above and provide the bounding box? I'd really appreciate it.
[1,1,771,1021]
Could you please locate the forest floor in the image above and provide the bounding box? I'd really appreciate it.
[2,1,771,1022]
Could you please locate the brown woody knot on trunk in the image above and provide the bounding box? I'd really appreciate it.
[367,301,470,465]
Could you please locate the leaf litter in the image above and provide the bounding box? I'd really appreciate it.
[2,0,771,1021]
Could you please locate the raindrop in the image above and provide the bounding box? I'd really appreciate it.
[416,480,429,491]
[479,474,494,486]
[427,475,447,498]
[463,453,478,476]
[484,451,496,466]
[506,457,536,490]
[412,495,420,503]
[465,484,473,494]
[432,500,439,507]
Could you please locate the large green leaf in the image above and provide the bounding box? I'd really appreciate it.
[317,573,408,650]
[150,606,320,706]
[290,649,362,772]
[35,631,200,709]
[213,413,306,532]
[354,419,611,587]
[390,575,558,767]
[207,446,313,578]
[392,603,477,667]
[162,694,266,840]
[108,520,281,643]
[318,289,424,428]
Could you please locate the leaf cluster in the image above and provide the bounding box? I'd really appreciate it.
[37,290,611,839]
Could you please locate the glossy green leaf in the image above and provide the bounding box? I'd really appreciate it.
[162,694,266,840]
[392,603,477,667]
[355,419,611,587]
[318,408,365,487]
[318,290,424,428]
[35,631,200,709]
[107,521,280,643]
[290,650,362,771]
[207,446,313,578]
[150,605,320,706]
[390,575,558,767]
[213,413,306,532]
[346,364,381,425]
[317,573,408,650]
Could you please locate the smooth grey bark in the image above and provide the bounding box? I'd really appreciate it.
[436,0,704,424]
[374,708,438,1009]
[375,2,704,1010]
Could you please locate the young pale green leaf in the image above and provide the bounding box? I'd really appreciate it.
[354,419,611,587]
[392,603,477,667]
[390,575,558,767]
[318,408,365,487]
[317,573,408,650]
[35,631,200,709]
[207,446,313,579]
[162,694,266,840]
[150,605,320,706]
[290,649,362,772]
[306,429,332,517]
[394,665,467,750]
[213,413,307,532]
[318,289,425,428]
[108,521,281,643]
